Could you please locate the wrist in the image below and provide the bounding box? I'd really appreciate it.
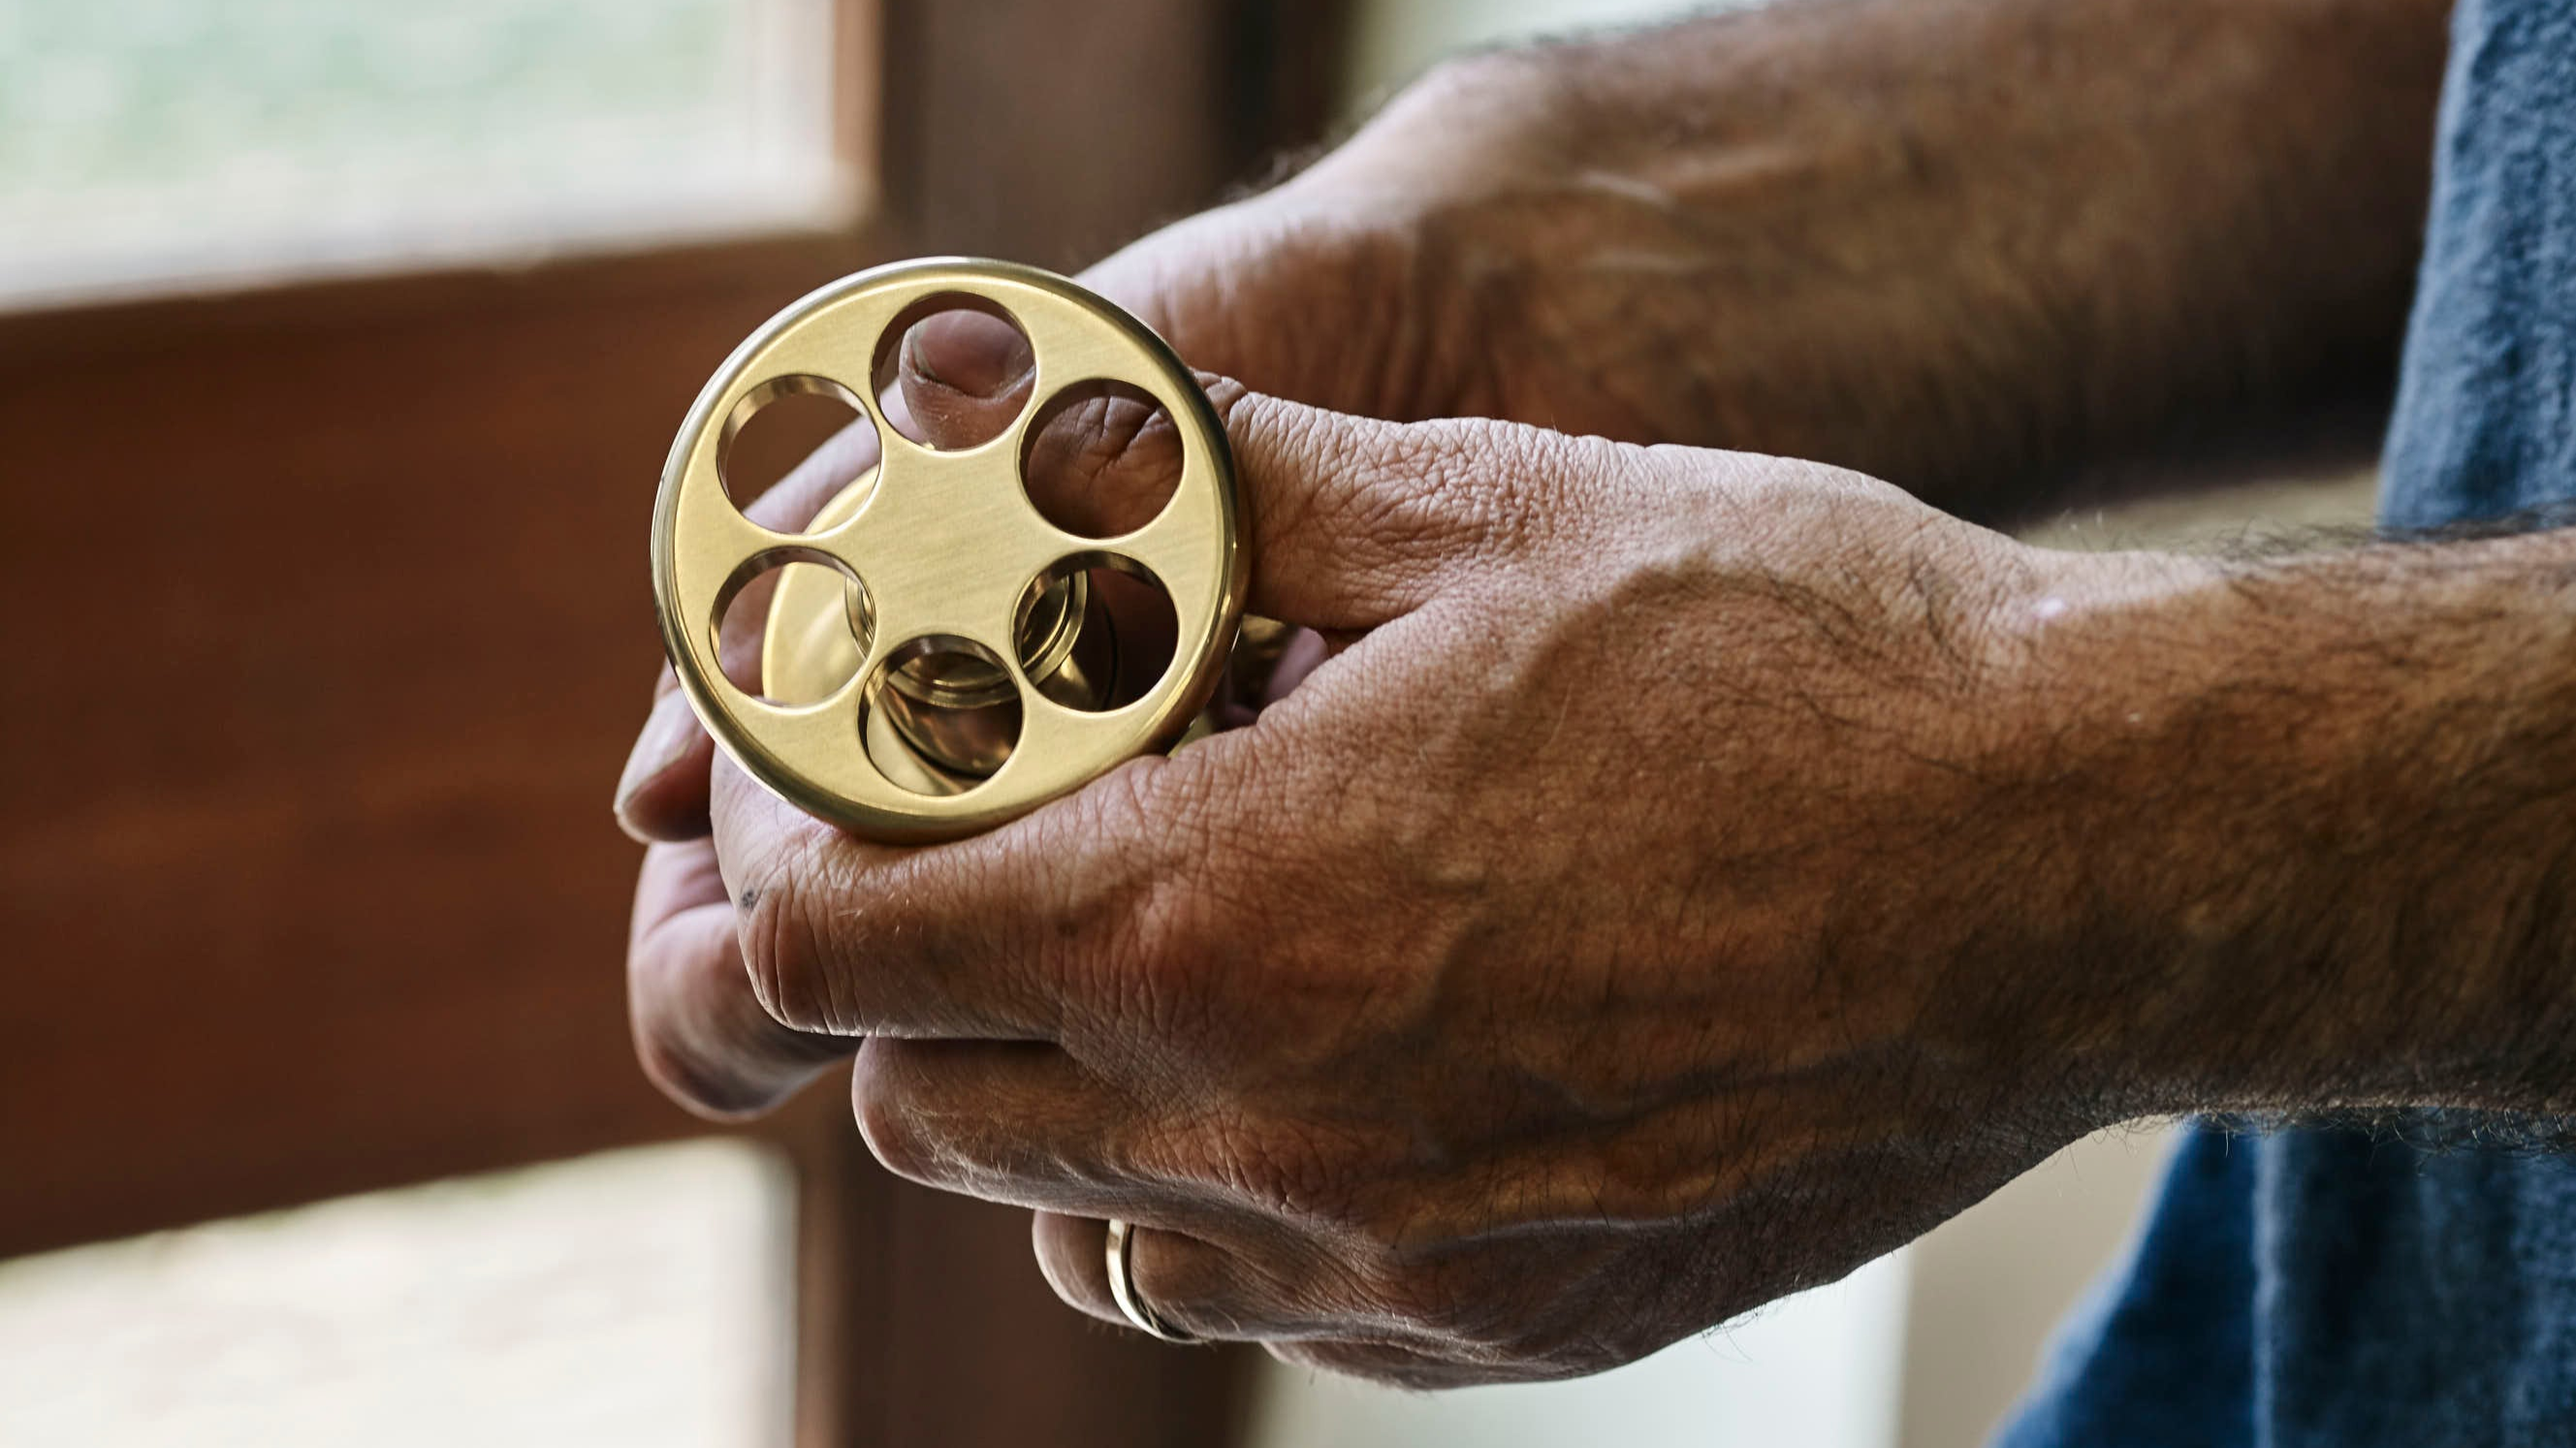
[2001,536,2576,1121]
[1877,544,2222,1132]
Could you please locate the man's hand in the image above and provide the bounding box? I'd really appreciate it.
[633,382,2153,1382]
[611,0,2501,1385]
[630,375,2576,1383]
[617,0,2448,845]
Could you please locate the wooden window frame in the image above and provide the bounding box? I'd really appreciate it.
[0,3,1344,1443]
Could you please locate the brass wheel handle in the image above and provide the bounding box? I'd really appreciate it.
[652,258,1248,842]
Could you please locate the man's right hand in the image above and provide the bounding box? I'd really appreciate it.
[618,0,2452,1110]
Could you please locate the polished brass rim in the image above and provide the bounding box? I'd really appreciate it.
[653,257,1246,843]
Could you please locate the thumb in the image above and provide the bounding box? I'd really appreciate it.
[896,308,1037,451]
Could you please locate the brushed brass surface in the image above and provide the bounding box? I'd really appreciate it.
[653,258,1247,842]
[763,467,1118,784]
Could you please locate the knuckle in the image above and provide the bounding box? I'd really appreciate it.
[1328,1201,1479,1328]
[1353,1246,1607,1372]
[1455,425,1595,560]
[1195,372,1249,417]
[1395,47,1555,133]
[1339,468,1459,565]
[1118,869,1219,1030]
[1155,1240,1305,1342]
[1369,418,1573,570]
[1216,1116,1352,1220]
[736,860,845,1036]
[1073,762,1229,1036]
[849,1052,947,1187]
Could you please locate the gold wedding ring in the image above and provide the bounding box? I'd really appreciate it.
[652,258,1249,842]
[1105,1217,1196,1343]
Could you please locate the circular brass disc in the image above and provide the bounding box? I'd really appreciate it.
[652,258,1247,843]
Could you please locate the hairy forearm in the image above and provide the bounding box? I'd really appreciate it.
[2025,522,2576,1120]
[1318,0,2448,521]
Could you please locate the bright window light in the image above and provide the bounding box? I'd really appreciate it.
[0,1140,796,1448]
[0,0,853,309]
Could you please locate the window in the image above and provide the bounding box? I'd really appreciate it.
[0,3,1343,1443]
[0,0,852,309]
[0,1144,795,1448]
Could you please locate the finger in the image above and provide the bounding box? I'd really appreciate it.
[703,619,1328,1047]
[857,1038,1383,1348]
[1033,1212,1322,1344]
[697,384,1533,1043]
[1203,381,1555,629]
[901,301,1204,549]
[708,758,1087,1040]
[897,307,1037,451]
[614,416,883,842]
[850,1037,1153,1209]
[627,841,855,1118]
[704,592,1490,1055]
[1035,1213,1495,1370]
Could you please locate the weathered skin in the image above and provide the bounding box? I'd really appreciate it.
[610,0,2576,1389]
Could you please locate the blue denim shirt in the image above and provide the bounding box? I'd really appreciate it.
[2001,2,2576,1443]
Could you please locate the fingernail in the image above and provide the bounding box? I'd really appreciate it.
[613,691,700,837]
[905,314,1034,399]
